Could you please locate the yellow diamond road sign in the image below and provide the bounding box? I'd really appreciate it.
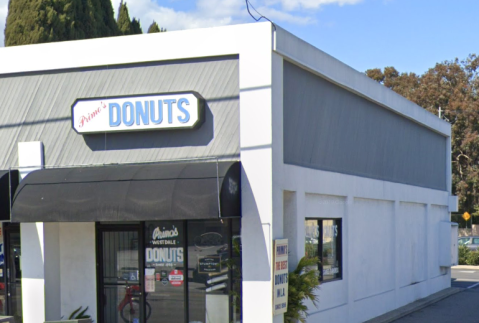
[463,212,471,221]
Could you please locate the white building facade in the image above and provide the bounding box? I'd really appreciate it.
[0,22,456,323]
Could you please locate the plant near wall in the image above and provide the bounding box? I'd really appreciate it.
[459,245,470,265]
[285,257,321,323]
[222,237,242,323]
[466,249,479,266]
[68,306,91,320]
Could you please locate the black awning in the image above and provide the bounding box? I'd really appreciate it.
[11,161,240,222]
[0,170,19,221]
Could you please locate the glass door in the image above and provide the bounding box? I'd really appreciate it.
[98,225,144,323]
[144,221,185,323]
[4,223,22,323]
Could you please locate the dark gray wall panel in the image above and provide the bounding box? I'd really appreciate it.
[0,57,239,169]
[283,61,447,191]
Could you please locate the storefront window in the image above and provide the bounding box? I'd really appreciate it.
[305,219,342,282]
[98,219,241,323]
[187,220,231,323]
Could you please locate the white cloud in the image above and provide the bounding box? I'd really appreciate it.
[0,0,362,47]
[267,0,363,11]
[0,0,7,46]
[117,0,247,31]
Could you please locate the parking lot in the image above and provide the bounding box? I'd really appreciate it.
[392,267,479,323]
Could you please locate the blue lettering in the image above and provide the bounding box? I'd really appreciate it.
[109,103,121,127]
[164,99,176,124]
[177,98,190,123]
[150,100,163,124]
[274,273,288,285]
[135,101,149,125]
[122,102,135,126]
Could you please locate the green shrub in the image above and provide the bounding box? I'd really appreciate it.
[466,249,479,265]
[285,257,320,323]
[68,306,91,320]
[459,245,470,265]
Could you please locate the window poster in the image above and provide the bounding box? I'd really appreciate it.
[144,221,185,323]
[145,221,184,269]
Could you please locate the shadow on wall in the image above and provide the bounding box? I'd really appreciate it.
[83,105,214,151]
[241,166,271,281]
[20,223,45,279]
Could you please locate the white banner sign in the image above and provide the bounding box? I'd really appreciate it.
[72,92,204,134]
[273,239,288,316]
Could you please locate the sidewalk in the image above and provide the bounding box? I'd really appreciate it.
[452,265,479,270]
[365,288,463,323]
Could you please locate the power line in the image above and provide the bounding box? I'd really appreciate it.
[245,0,276,30]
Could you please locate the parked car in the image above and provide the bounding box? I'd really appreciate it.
[458,236,479,251]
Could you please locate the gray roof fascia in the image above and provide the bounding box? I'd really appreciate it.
[274,26,451,137]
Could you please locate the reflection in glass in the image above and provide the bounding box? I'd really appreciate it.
[144,221,185,323]
[188,220,231,323]
[7,229,22,323]
[102,230,141,323]
[231,219,242,323]
[305,219,342,282]
[305,220,319,259]
[322,220,340,280]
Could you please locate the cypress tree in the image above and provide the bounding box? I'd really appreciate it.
[147,21,166,33]
[117,2,132,35]
[4,0,65,46]
[131,18,142,34]
[4,0,119,46]
[98,0,119,37]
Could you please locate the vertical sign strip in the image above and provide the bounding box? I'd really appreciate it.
[273,239,288,316]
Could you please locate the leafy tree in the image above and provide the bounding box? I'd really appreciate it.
[4,0,119,46]
[147,21,166,33]
[366,55,479,217]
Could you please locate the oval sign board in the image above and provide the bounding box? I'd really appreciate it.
[71,92,205,134]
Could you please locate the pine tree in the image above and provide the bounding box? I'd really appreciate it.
[4,0,119,46]
[147,21,166,33]
[131,18,142,35]
[117,2,132,35]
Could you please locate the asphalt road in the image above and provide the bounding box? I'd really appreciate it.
[451,267,479,289]
[392,267,479,323]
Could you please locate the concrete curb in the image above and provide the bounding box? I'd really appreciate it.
[364,287,463,323]
[452,265,479,269]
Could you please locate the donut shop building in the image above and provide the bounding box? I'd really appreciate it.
[0,22,456,323]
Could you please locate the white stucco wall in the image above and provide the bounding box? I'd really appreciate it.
[275,166,450,323]
[21,223,46,323]
[59,222,97,321]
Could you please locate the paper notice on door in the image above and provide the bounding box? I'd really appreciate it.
[145,268,155,292]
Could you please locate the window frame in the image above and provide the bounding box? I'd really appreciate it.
[305,218,343,283]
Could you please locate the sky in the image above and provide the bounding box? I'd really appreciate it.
[0,0,479,75]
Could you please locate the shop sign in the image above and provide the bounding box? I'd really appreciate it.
[198,256,223,273]
[273,239,288,316]
[71,92,205,134]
